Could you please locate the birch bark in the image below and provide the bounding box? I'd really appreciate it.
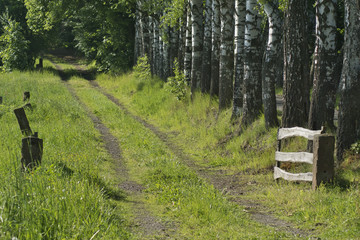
[218,0,235,110]
[308,0,338,131]
[201,0,212,93]
[336,0,360,161]
[261,1,282,128]
[240,0,262,126]
[232,0,245,118]
[190,0,204,94]
[210,0,220,96]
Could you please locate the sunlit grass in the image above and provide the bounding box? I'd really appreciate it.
[0,71,130,239]
[68,76,291,239]
[95,71,360,239]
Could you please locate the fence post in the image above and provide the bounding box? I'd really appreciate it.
[14,107,33,136]
[23,91,30,102]
[312,134,335,190]
[21,134,43,170]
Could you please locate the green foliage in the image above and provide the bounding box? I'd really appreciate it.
[160,0,186,30]
[0,13,34,72]
[350,141,360,154]
[165,58,188,100]
[278,0,289,12]
[134,54,151,81]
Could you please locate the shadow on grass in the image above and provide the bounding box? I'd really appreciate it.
[42,66,97,81]
[55,162,126,201]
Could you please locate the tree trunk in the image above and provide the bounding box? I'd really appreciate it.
[308,0,338,132]
[184,3,192,83]
[158,29,164,78]
[190,0,204,94]
[141,13,151,59]
[240,0,262,126]
[169,27,178,77]
[201,0,212,93]
[232,0,246,119]
[261,1,282,128]
[163,29,170,79]
[134,8,142,64]
[336,0,360,161]
[218,0,235,111]
[210,0,221,97]
[282,0,310,128]
[151,17,158,75]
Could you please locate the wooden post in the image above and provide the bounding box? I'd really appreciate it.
[21,135,43,170]
[39,58,43,69]
[23,91,30,102]
[14,107,32,136]
[312,134,335,190]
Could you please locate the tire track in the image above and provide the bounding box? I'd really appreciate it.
[50,59,174,239]
[88,80,311,238]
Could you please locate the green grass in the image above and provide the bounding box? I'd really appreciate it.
[0,70,130,239]
[67,76,290,238]
[94,71,360,239]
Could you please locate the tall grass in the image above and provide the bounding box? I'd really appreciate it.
[95,72,360,239]
[0,71,129,239]
[68,76,290,239]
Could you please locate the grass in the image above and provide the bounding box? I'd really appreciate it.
[94,71,360,239]
[0,70,130,239]
[3,55,358,239]
[68,76,289,239]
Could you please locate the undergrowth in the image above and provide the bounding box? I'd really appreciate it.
[94,71,360,239]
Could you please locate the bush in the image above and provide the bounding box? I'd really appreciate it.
[165,58,188,100]
[134,54,151,81]
[0,13,34,72]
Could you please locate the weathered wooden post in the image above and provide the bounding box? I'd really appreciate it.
[312,134,335,190]
[14,107,43,170]
[14,107,32,136]
[23,91,30,102]
[21,133,43,170]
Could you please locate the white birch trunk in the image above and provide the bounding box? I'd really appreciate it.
[184,3,192,83]
[190,0,203,94]
[219,0,235,110]
[232,0,246,118]
[210,0,220,96]
[241,0,262,126]
[201,0,212,93]
[260,1,282,128]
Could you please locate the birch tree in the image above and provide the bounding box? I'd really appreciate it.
[210,0,220,96]
[184,2,192,83]
[218,0,235,110]
[190,0,203,94]
[336,0,360,161]
[308,0,338,131]
[282,0,310,128]
[232,0,246,118]
[240,0,262,126]
[260,0,282,128]
[201,0,212,93]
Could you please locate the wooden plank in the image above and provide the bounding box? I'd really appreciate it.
[277,127,323,140]
[275,151,313,164]
[274,167,313,182]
